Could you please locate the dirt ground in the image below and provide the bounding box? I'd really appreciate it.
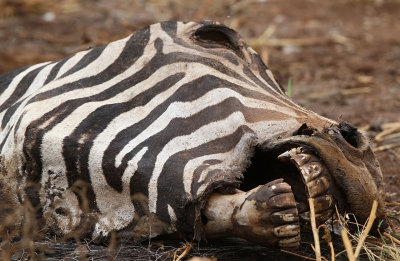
[0,0,399,260]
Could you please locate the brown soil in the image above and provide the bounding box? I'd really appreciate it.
[0,0,399,260]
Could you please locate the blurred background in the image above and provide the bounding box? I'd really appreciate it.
[0,0,399,259]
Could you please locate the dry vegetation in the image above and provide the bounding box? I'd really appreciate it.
[0,0,399,260]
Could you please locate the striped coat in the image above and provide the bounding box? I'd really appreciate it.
[0,21,384,242]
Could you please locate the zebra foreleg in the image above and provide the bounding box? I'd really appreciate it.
[202,179,300,248]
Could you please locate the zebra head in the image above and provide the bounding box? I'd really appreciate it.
[0,21,385,249]
[139,21,386,246]
[163,20,386,240]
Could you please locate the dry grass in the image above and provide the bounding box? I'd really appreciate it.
[371,122,400,153]
[309,198,322,261]
[340,201,378,261]
[305,200,400,261]
[1,186,399,260]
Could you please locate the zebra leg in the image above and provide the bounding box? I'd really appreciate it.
[203,179,300,248]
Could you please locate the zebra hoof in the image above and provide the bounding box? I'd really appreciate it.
[203,179,300,248]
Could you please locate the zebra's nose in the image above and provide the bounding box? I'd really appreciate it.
[338,121,362,149]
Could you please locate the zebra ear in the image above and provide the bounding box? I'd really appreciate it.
[193,24,243,57]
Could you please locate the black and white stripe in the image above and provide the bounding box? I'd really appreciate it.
[0,21,334,240]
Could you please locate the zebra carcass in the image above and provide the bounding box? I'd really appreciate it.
[0,21,386,248]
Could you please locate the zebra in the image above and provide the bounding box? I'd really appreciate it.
[0,21,385,249]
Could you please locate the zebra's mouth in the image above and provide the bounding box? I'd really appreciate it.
[277,147,336,225]
[236,122,387,241]
[239,143,338,227]
[202,126,383,247]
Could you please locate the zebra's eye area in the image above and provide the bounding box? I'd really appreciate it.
[193,24,242,57]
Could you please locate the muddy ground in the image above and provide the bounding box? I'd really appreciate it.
[0,0,399,260]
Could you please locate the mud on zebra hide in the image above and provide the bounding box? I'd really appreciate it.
[0,21,386,249]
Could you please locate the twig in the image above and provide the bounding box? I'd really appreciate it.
[247,35,348,48]
[354,200,378,258]
[386,202,400,206]
[373,142,400,152]
[281,250,317,261]
[321,225,335,261]
[381,132,400,141]
[309,198,322,261]
[382,122,400,129]
[340,87,371,96]
[375,125,400,142]
[173,242,193,261]
[328,241,335,261]
[341,229,355,261]
[383,232,400,246]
